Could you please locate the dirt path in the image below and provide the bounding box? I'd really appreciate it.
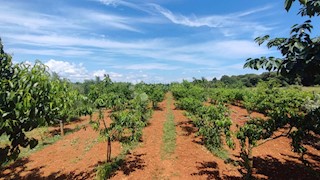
[0,111,122,180]
[110,94,170,179]
[170,100,240,179]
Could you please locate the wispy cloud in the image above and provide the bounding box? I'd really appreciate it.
[97,0,155,14]
[150,4,273,37]
[5,34,163,50]
[7,48,93,57]
[0,1,150,37]
[113,63,180,70]
[6,32,272,68]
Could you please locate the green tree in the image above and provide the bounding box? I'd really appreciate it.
[244,0,320,86]
[0,39,91,165]
[0,40,53,164]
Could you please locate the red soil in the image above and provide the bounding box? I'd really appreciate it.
[1,96,319,180]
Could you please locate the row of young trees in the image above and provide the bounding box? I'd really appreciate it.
[208,81,319,178]
[171,82,234,153]
[83,76,167,163]
[171,80,319,179]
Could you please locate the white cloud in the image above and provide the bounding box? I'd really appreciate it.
[208,40,271,58]
[98,0,154,14]
[92,69,108,78]
[7,48,92,57]
[43,60,158,83]
[113,63,180,70]
[0,3,85,35]
[92,69,123,79]
[151,4,273,37]
[5,34,163,50]
[79,10,142,32]
[110,72,124,78]
[98,0,119,6]
[45,59,90,81]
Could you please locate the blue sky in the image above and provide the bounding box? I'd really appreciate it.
[0,0,316,83]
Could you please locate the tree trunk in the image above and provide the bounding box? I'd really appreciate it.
[153,101,157,109]
[243,138,253,180]
[59,120,64,136]
[247,143,253,179]
[107,137,111,162]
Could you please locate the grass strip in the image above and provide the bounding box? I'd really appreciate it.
[161,93,176,159]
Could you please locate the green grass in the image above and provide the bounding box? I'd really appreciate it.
[70,137,80,146]
[161,93,176,160]
[211,148,230,161]
[301,86,320,93]
[84,139,99,152]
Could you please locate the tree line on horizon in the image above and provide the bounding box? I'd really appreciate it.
[190,72,320,88]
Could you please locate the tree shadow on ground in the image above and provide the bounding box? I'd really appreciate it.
[175,119,205,145]
[224,154,320,179]
[0,157,101,180]
[176,120,198,136]
[191,161,221,179]
[0,158,45,180]
[303,133,320,150]
[252,155,319,179]
[280,152,320,171]
[153,106,164,111]
[191,161,241,180]
[109,153,146,178]
[48,128,75,136]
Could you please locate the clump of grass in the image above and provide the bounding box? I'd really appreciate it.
[161,93,176,159]
[96,156,125,180]
[211,148,229,161]
[84,139,99,152]
[95,141,139,180]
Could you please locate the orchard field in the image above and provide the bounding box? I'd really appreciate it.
[1,0,320,179]
[1,75,320,179]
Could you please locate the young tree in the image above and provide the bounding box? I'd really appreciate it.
[0,40,53,164]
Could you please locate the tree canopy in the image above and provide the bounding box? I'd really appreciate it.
[244,0,320,86]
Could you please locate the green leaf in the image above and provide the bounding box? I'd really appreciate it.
[285,0,294,11]
[299,0,307,5]
[2,112,10,118]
